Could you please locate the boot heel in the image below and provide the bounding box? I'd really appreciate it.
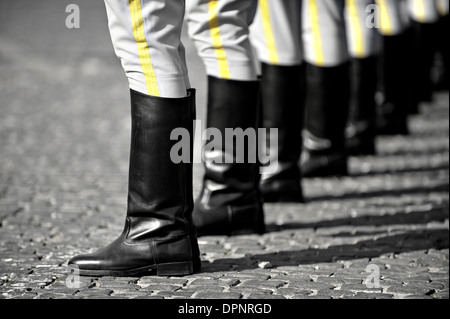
[156,261,194,276]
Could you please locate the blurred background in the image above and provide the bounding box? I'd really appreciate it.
[0,0,207,184]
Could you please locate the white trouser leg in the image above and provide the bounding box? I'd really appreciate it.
[186,0,259,81]
[302,0,350,67]
[104,0,190,98]
[345,0,381,58]
[375,0,410,35]
[408,0,442,23]
[437,0,449,16]
[250,0,303,67]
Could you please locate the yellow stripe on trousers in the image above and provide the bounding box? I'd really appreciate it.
[376,0,394,36]
[208,0,231,79]
[413,0,426,22]
[308,0,325,66]
[128,0,160,96]
[260,0,279,64]
[346,0,365,57]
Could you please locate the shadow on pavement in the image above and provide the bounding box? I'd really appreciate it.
[265,207,449,233]
[349,163,449,178]
[376,148,449,158]
[305,180,449,202]
[202,229,449,273]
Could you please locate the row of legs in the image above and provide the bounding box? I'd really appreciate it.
[67,2,448,277]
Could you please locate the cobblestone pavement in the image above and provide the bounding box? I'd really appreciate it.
[0,0,448,300]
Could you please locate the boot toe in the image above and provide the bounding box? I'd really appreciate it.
[68,253,103,271]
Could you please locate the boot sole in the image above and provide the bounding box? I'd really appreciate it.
[70,261,194,277]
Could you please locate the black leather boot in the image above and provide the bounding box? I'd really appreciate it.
[411,20,439,103]
[259,63,305,203]
[403,27,420,115]
[68,89,201,277]
[301,63,350,178]
[435,14,449,92]
[346,57,378,156]
[377,34,410,136]
[193,76,265,236]
[186,89,202,272]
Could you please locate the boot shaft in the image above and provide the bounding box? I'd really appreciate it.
[194,77,265,236]
[259,63,305,202]
[260,63,305,164]
[127,90,194,238]
[304,62,351,151]
[203,76,261,196]
[349,57,378,123]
